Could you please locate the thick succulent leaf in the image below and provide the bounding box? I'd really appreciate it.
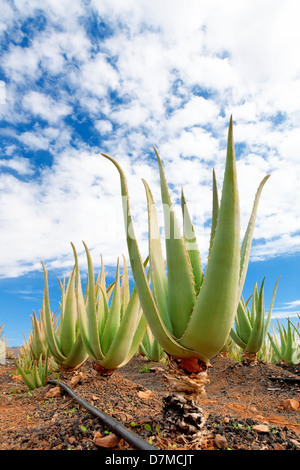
[62,335,88,369]
[41,262,66,363]
[238,175,270,299]
[59,267,77,357]
[101,152,195,359]
[142,179,170,330]
[13,357,36,390]
[71,242,104,361]
[208,169,220,257]
[263,277,280,338]
[232,298,252,345]
[283,320,295,363]
[181,116,240,361]
[120,254,130,318]
[154,147,196,338]
[101,258,121,356]
[230,328,247,350]
[100,285,146,369]
[245,278,266,353]
[181,188,203,295]
[82,241,103,360]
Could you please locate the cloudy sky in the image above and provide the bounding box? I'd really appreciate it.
[1,0,300,346]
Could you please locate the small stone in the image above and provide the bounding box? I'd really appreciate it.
[70,375,81,387]
[274,443,285,450]
[249,406,258,413]
[290,439,300,450]
[281,398,299,411]
[214,434,229,449]
[12,374,23,381]
[252,424,269,433]
[69,437,76,444]
[223,417,230,424]
[138,390,152,400]
[93,433,120,448]
[45,387,61,398]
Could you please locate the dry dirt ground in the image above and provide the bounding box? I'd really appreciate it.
[0,350,299,453]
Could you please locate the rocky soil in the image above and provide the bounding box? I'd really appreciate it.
[0,350,299,453]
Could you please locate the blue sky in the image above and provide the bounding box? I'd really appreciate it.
[0,0,300,346]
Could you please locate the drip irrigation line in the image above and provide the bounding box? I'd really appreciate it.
[268,376,300,384]
[48,379,158,451]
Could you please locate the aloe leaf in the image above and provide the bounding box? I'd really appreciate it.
[60,267,77,356]
[63,335,88,369]
[230,327,247,350]
[181,188,204,295]
[142,179,170,330]
[33,360,43,388]
[268,326,282,360]
[233,298,252,345]
[238,174,270,299]
[101,152,194,359]
[245,278,266,353]
[71,242,104,361]
[208,169,220,257]
[120,254,130,318]
[101,258,121,356]
[101,284,146,369]
[13,357,36,390]
[41,262,66,363]
[154,147,196,338]
[181,116,240,360]
[82,241,103,360]
[283,320,295,363]
[263,277,280,338]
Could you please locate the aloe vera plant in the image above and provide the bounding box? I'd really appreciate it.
[28,309,49,361]
[102,117,270,395]
[71,241,148,372]
[13,353,49,390]
[268,318,300,365]
[230,277,280,364]
[139,325,166,362]
[42,262,88,370]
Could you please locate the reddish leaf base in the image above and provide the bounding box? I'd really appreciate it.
[92,361,115,376]
[179,356,209,374]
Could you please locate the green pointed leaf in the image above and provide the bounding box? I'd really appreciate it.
[101,152,194,359]
[181,116,240,360]
[239,175,270,299]
[263,277,280,338]
[154,147,196,338]
[71,242,104,362]
[101,258,121,356]
[120,254,130,317]
[142,178,170,330]
[41,262,66,363]
[82,241,103,360]
[60,267,77,357]
[246,278,266,353]
[208,169,220,257]
[181,188,203,295]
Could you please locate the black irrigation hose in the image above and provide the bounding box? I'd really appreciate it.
[48,379,158,451]
[268,376,300,384]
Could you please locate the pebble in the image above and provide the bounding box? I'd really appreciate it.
[214,434,229,449]
[252,424,269,433]
[290,439,300,450]
[281,399,299,411]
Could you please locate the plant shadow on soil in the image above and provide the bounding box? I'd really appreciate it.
[0,351,299,452]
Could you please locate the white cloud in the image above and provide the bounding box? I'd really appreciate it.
[0,0,300,279]
[22,91,72,124]
[0,156,34,176]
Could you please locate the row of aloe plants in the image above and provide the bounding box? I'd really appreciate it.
[12,117,299,393]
